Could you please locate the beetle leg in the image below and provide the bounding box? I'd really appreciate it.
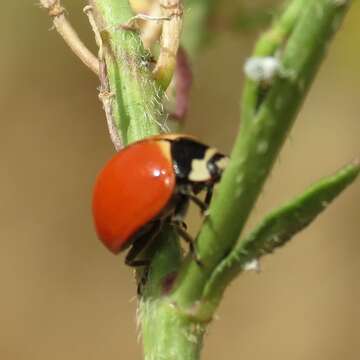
[189,193,208,213]
[136,266,148,296]
[178,189,208,214]
[125,221,162,267]
[125,221,164,295]
[172,222,203,267]
[204,186,213,209]
[171,217,188,230]
[125,252,150,267]
[178,220,188,230]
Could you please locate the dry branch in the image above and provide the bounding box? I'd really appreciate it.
[40,0,99,75]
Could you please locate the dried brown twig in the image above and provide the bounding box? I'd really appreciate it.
[40,0,99,75]
[41,0,183,146]
[140,2,163,49]
[152,0,183,90]
[84,5,123,151]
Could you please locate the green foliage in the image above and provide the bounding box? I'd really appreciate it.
[88,0,357,359]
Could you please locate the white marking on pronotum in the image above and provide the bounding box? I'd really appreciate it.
[189,148,217,182]
[244,56,281,82]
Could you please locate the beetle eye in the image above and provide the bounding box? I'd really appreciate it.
[207,153,229,181]
[215,156,229,172]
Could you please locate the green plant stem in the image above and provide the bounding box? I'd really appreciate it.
[89,0,163,145]
[88,1,190,356]
[170,0,352,319]
[88,1,355,359]
[241,0,310,129]
[201,162,360,309]
[139,228,206,360]
[141,299,205,360]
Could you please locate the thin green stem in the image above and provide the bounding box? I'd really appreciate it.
[170,0,352,319]
[82,1,355,359]
[140,299,205,360]
[139,228,204,360]
[241,0,310,129]
[201,162,360,311]
[88,1,191,356]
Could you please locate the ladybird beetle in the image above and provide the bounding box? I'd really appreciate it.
[92,134,228,266]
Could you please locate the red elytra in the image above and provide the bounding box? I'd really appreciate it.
[92,139,176,253]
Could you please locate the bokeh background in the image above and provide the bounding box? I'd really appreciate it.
[1,1,359,359]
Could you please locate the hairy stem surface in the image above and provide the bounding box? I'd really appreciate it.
[90,0,164,145]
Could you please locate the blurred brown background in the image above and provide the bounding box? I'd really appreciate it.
[1,1,359,359]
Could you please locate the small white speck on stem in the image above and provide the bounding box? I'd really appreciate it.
[243,259,261,273]
[244,56,280,82]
